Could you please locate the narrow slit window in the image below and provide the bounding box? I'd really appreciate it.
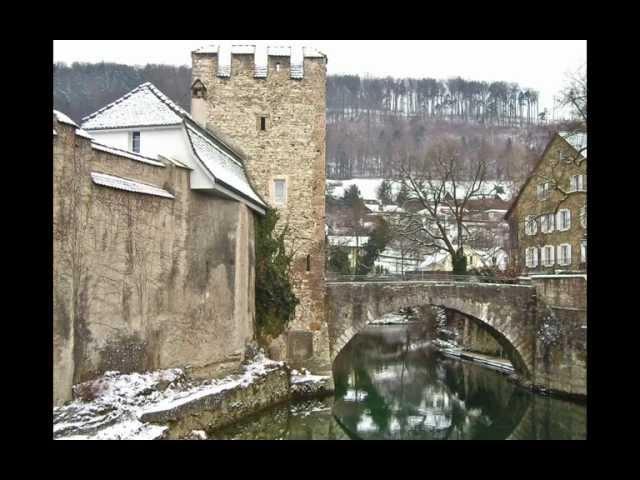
[306,254,311,272]
[131,131,141,153]
[260,116,266,131]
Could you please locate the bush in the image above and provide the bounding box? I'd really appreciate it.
[255,209,299,340]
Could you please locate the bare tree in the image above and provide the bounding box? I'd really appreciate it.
[530,66,587,216]
[391,139,502,274]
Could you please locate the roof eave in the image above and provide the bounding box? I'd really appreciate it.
[83,122,183,132]
[184,123,267,215]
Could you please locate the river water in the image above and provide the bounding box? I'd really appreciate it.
[211,323,586,440]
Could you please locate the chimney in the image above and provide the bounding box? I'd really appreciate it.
[190,79,208,128]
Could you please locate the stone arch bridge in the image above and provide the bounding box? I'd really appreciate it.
[324,279,586,398]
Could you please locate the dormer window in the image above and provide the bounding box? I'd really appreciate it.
[131,131,141,153]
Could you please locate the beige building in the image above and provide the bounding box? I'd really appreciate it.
[505,132,587,274]
[190,45,329,368]
[53,82,266,404]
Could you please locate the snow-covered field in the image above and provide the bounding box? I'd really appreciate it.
[327,178,517,201]
[53,353,284,440]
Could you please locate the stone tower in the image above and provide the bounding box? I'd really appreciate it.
[191,45,329,370]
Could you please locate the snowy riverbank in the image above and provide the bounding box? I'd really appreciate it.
[53,353,304,440]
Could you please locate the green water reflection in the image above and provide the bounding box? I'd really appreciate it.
[211,323,586,440]
[333,323,586,440]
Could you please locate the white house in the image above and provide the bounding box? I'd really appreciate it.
[81,82,266,214]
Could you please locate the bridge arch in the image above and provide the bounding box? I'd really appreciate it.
[326,281,538,379]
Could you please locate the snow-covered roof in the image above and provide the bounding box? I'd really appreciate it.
[184,122,266,209]
[81,82,190,130]
[91,172,175,199]
[91,142,166,167]
[53,109,95,140]
[328,235,369,247]
[559,131,587,158]
[54,109,78,127]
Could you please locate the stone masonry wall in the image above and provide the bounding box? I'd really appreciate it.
[192,52,328,369]
[530,276,587,398]
[53,119,256,404]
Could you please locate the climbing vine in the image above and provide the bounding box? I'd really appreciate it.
[254,209,299,341]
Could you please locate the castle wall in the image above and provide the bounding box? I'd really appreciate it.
[53,119,256,404]
[191,51,329,369]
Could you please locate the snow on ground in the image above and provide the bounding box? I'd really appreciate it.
[290,368,330,385]
[367,312,410,325]
[53,353,283,440]
[327,178,516,201]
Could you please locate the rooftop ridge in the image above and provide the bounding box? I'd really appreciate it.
[81,82,191,126]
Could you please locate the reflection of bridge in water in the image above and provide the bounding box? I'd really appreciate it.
[331,324,586,440]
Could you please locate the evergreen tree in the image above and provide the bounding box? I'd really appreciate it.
[377,179,394,205]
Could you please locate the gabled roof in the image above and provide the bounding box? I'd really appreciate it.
[504,131,586,220]
[81,82,190,130]
[559,131,587,159]
[79,83,266,214]
[184,120,266,211]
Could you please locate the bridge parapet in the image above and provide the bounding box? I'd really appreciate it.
[326,272,522,285]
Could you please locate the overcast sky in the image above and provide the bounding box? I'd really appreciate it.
[54,40,586,116]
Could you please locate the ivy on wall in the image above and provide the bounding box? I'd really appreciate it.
[254,209,299,340]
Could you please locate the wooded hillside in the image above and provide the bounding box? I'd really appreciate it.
[54,62,557,182]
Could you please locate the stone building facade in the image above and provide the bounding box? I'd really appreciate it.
[190,45,329,369]
[505,132,587,274]
[53,111,259,405]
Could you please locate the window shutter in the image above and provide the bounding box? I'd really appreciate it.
[566,209,571,230]
[566,244,572,265]
[549,245,555,265]
[582,175,587,191]
[533,247,538,267]
[549,213,555,232]
[556,211,562,231]
[556,245,562,265]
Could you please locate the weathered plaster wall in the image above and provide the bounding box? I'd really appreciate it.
[191,52,328,369]
[53,119,256,404]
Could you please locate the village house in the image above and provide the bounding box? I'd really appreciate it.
[504,131,587,274]
[53,83,266,405]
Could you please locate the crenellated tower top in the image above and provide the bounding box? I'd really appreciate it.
[191,44,326,79]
